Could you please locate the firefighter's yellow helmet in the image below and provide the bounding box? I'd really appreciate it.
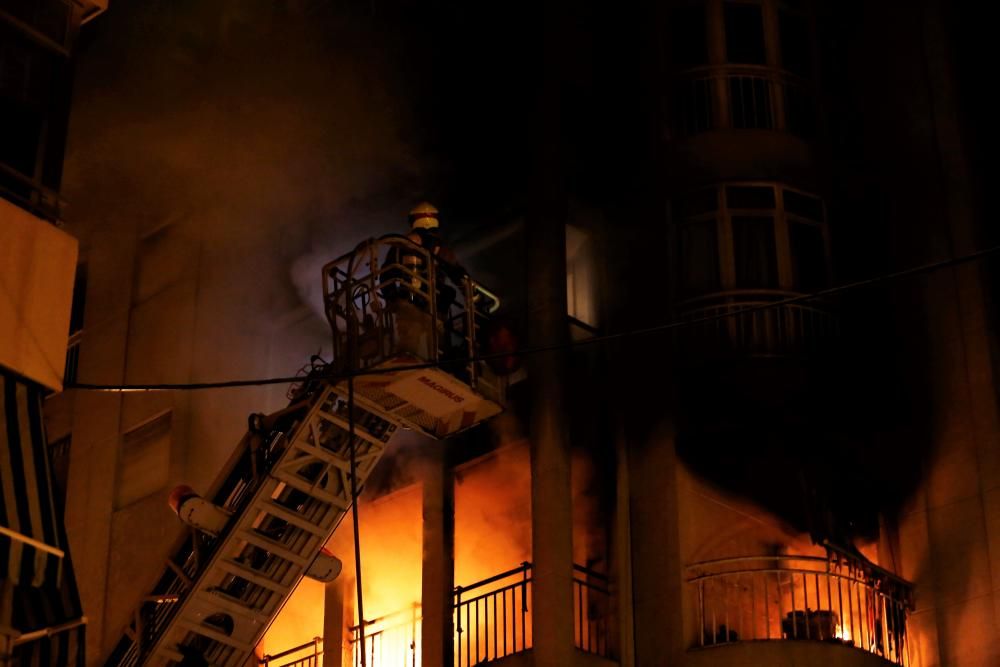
[408,202,440,230]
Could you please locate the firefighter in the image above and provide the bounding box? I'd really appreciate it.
[382,202,466,314]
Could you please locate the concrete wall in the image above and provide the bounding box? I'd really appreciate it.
[0,199,77,390]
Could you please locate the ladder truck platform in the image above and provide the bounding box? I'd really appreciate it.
[104,235,508,667]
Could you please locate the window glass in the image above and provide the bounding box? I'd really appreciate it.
[671,5,708,67]
[780,10,811,77]
[789,223,826,290]
[724,3,766,64]
[732,216,778,288]
[566,225,597,326]
[726,185,775,209]
[678,220,721,296]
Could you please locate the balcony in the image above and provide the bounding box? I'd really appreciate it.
[676,291,836,359]
[669,65,817,140]
[343,563,614,666]
[686,554,914,666]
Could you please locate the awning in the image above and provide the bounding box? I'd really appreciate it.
[1,374,63,587]
[1,372,85,666]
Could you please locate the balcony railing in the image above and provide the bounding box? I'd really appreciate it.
[349,562,615,667]
[454,562,532,667]
[351,606,421,667]
[574,564,612,658]
[686,554,914,666]
[261,638,323,667]
[676,291,836,358]
[670,65,817,140]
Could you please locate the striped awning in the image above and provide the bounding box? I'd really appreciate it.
[2,371,85,667]
[1,374,64,587]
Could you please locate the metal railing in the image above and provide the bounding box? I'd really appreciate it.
[573,564,611,658]
[687,554,914,666]
[261,638,323,667]
[454,562,532,667]
[320,234,505,412]
[0,162,63,224]
[676,290,836,357]
[670,65,816,140]
[346,562,616,667]
[350,606,421,667]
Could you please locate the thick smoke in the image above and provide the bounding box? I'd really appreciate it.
[65,1,432,330]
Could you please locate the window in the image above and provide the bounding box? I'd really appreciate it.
[726,185,775,210]
[566,225,598,327]
[671,5,708,68]
[673,183,828,296]
[732,216,778,288]
[724,3,766,64]
[116,412,172,509]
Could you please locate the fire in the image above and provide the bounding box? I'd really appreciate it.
[259,441,532,663]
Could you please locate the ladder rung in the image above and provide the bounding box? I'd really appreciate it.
[176,620,253,651]
[262,500,326,536]
[195,590,270,624]
[236,530,310,567]
[272,471,350,509]
[154,647,185,663]
[216,559,290,595]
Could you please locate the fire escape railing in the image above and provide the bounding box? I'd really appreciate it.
[686,554,914,666]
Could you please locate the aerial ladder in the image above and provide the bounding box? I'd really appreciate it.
[104,235,507,667]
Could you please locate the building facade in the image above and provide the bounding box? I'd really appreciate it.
[1,0,107,664]
[51,1,998,667]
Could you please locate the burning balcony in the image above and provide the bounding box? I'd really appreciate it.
[686,552,914,666]
[340,562,614,667]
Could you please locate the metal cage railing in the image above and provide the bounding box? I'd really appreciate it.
[321,235,501,388]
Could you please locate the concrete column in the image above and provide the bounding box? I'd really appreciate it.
[525,0,575,661]
[421,442,454,667]
[323,579,345,667]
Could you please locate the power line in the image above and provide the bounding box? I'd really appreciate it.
[67,243,1000,393]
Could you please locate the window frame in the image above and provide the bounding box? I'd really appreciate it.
[674,182,829,298]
